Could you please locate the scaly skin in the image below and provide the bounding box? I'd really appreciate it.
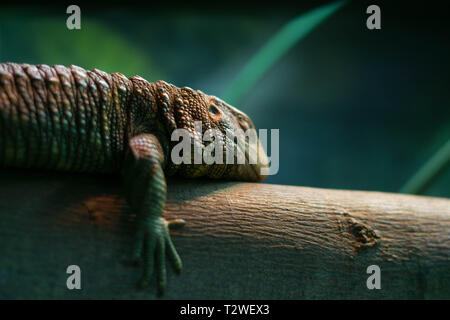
[0,62,268,294]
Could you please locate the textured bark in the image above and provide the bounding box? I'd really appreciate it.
[0,169,449,299]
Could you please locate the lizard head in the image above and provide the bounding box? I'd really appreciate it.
[153,81,269,181]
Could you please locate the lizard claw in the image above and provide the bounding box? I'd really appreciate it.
[167,218,186,231]
[133,217,183,295]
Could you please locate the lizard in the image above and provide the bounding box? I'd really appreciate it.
[0,62,269,295]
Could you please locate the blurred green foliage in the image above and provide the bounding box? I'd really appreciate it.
[224,1,347,105]
[0,7,162,80]
[400,138,450,194]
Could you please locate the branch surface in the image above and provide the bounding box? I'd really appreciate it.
[0,170,448,299]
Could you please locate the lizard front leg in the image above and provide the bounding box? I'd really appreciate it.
[122,133,184,294]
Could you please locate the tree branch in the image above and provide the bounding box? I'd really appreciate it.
[0,169,448,299]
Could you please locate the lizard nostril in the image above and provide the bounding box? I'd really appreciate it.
[238,116,249,130]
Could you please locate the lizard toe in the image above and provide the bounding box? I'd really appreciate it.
[135,217,182,294]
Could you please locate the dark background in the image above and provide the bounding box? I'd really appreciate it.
[0,0,449,197]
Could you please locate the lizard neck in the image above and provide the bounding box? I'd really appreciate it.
[126,78,176,172]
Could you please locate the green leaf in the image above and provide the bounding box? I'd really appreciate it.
[400,138,450,194]
[223,1,348,105]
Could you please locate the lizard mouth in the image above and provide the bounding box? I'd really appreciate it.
[200,128,269,182]
[236,134,270,181]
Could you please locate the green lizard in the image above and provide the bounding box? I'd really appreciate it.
[0,62,269,294]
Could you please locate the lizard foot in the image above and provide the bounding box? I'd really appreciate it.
[132,217,184,295]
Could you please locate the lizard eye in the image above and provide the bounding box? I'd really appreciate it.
[209,104,221,117]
